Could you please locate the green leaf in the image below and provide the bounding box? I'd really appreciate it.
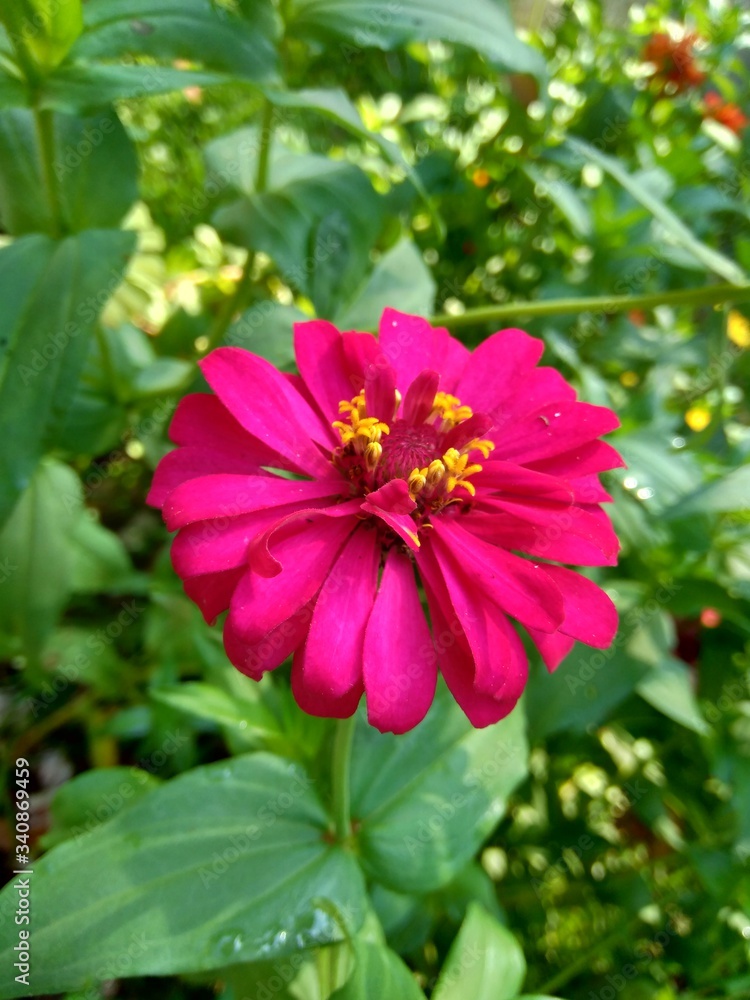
[636,655,711,735]
[286,0,544,77]
[0,754,366,997]
[66,510,134,593]
[664,464,750,518]
[0,229,136,523]
[40,64,226,111]
[151,682,283,748]
[524,164,593,238]
[432,903,526,1000]
[0,70,28,109]
[42,767,161,849]
[350,684,528,893]
[0,460,82,656]
[212,146,382,310]
[335,238,436,330]
[567,137,749,286]
[0,108,138,234]
[330,940,425,1000]
[1,0,83,71]
[227,300,304,369]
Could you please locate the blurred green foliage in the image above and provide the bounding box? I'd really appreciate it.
[0,0,750,997]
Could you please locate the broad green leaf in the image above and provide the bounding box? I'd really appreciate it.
[151,681,283,748]
[42,767,161,848]
[335,238,436,330]
[1,0,83,71]
[432,904,525,1000]
[0,69,27,108]
[330,941,425,1000]
[524,645,649,743]
[0,460,82,656]
[286,0,544,77]
[0,754,367,997]
[41,64,226,111]
[350,684,528,893]
[567,137,748,285]
[0,108,137,234]
[212,147,382,310]
[664,464,750,518]
[0,229,136,523]
[68,0,277,80]
[66,510,134,593]
[636,655,710,735]
[227,300,305,369]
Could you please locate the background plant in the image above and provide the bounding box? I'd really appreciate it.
[0,0,749,997]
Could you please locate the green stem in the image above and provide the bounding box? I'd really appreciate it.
[331,715,357,842]
[34,107,64,238]
[203,99,274,352]
[431,282,750,330]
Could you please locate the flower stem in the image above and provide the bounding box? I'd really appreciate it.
[203,98,274,352]
[331,715,357,842]
[431,282,750,330]
[34,108,64,238]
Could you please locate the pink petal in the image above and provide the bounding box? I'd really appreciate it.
[494,401,620,465]
[296,526,379,700]
[147,446,265,509]
[377,309,468,396]
[493,366,577,427]
[223,597,314,678]
[431,517,565,633]
[291,647,363,718]
[248,499,363,576]
[454,328,545,415]
[567,474,613,504]
[419,560,519,727]
[163,474,347,531]
[183,566,245,624]
[169,393,278,464]
[294,319,364,422]
[475,460,574,503]
[442,412,493,453]
[462,507,617,566]
[418,541,527,703]
[474,495,618,563]
[364,361,398,421]
[227,515,356,646]
[201,347,335,475]
[363,548,437,733]
[529,439,626,478]
[402,369,440,425]
[541,565,618,648]
[171,505,301,578]
[526,627,576,672]
[360,480,420,552]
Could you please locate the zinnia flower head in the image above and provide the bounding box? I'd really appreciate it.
[149,310,623,733]
[702,91,749,135]
[643,32,705,93]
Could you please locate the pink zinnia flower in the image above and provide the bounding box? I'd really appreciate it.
[148,310,622,733]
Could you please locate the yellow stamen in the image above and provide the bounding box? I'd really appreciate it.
[408,468,427,496]
[364,441,382,469]
[466,438,495,459]
[432,392,474,427]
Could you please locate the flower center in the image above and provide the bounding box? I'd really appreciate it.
[332,382,494,513]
